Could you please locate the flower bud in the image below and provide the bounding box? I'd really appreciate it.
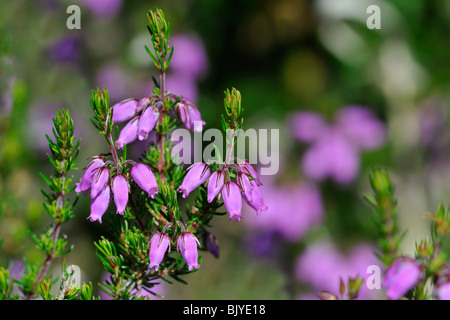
[90,167,110,199]
[177,163,210,198]
[112,174,129,215]
[177,232,200,271]
[112,98,139,123]
[207,170,224,203]
[88,184,111,223]
[75,158,104,195]
[116,117,139,149]
[148,232,171,271]
[204,231,219,259]
[222,182,243,222]
[243,180,268,215]
[138,106,159,141]
[130,163,159,198]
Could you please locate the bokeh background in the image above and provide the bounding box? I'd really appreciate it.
[1,0,450,299]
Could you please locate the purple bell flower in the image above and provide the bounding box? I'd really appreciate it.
[237,172,253,202]
[112,174,129,215]
[207,170,224,203]
[116,116,139,149]
[177,232,200,271]
[112,98,139,123]
[138,106,159,141]
[148,232,171,271]
[177,163,211,198]
[243,180,268,215]
[130,163,159,198]
[90,167,110,198]
[222,182,243,222]
[238,161,259,182]
[135,96,153,113]
[75,158,105,195]
[382,258,421,300]
[88,184,111,223]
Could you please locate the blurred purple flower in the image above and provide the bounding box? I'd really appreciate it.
[437,283,450,300]
[295,242,380,300]
[166,74,199,104]
[244,176,323,242]
[169,34,208,81]
[1,70,15,116]
[27,102,85,153]
[95,64,130,101]
[244,232,280,259]
[47,35,82,65]
[290,106,386,184]
[76,0,122,18]
[165,33,209,104]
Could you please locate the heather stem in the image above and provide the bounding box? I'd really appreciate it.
[225,130,236,165]
[157,70,166,180]
[107,133,121,173]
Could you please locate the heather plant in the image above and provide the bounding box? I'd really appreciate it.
[1,4,449,302]
[0,8,266,300]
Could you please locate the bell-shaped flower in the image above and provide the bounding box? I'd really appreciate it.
[382,258,421,300]
[136,96,153,113]
[237,172,252,202]
[112,98,139,123]
[75,158,104,195]
[177,163,210,198]
[88,184,111,223]
[90,167,110,198]
[138,106,159,141]
[238,161,259,182]
[222,182,243,222]
[112,174,129,215]
[177,232,200,271]
[177,102,205,132]
[130,163,159,198]
[116,116,139,149]
[207,170,224,203]
[148,232,171,271]
[243,180,268,215]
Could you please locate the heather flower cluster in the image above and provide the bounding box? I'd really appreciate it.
[178,160,267,222]
[291,106,386,184]
[113,95,204,149]
[76,158,158,223]
[71,9,266,297]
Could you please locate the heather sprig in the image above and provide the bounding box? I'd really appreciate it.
[365,168,402,267]
[70,8,266,299]
[14,109,80,299]
[366,168,450,300]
